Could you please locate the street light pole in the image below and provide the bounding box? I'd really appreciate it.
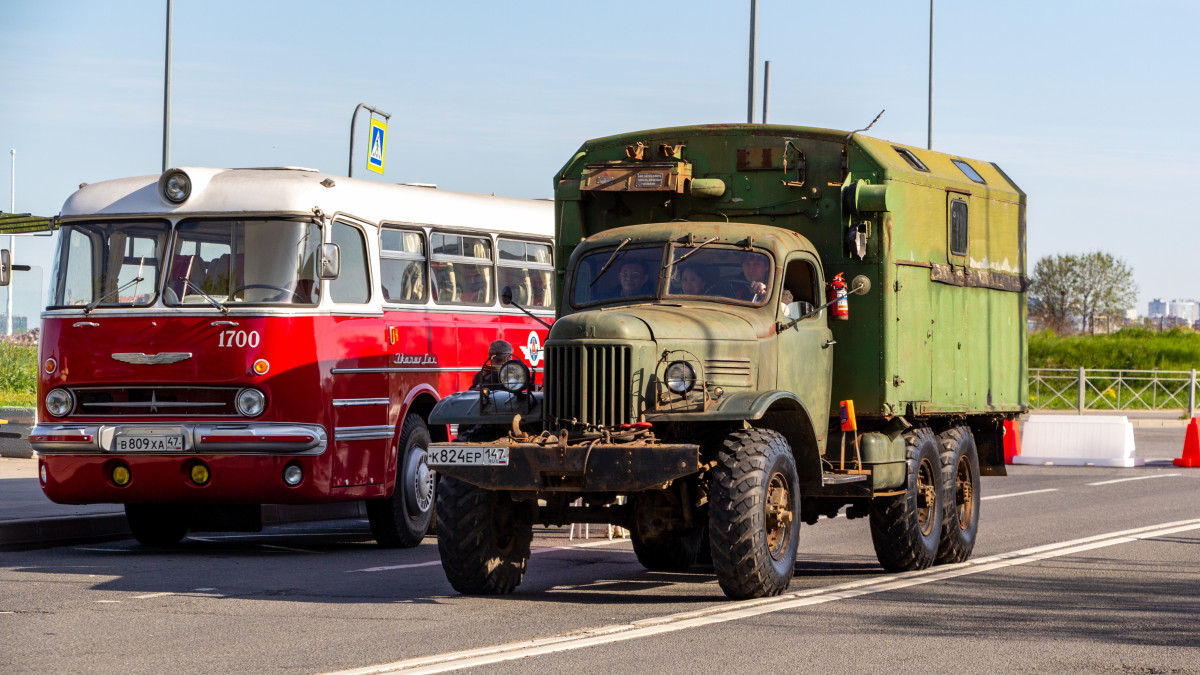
[163,0,173,172]
[747,0,757,124]
[927,0,934,150]
[7,148,14,336]
[348,104,391,178]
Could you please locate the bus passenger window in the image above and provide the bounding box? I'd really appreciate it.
[381,228,426,303]
[498,237,553,309]
[331,221,370,304]
[430,232,492,306]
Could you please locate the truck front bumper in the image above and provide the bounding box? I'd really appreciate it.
[427,440,701,492]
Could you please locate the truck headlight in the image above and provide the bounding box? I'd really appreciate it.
[235,388,266,416]
[46,388,75,417]
[665,361,696,394]
[497,360,530,392]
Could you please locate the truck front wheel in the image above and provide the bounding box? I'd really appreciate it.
[709,428,801,599]
[436,476,533,595]
[935,425,980,564]
[869,427,943,571]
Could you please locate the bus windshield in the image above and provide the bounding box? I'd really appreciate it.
[49,220,170,308]
[164,219,321,306]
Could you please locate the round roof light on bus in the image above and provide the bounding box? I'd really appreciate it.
[665,361,696,394]
[159,169,192,204]
[46,388,74,417]
[235,388,266,417]
[497,360,530,392]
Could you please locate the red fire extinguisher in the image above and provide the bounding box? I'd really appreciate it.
[828,273,849,320]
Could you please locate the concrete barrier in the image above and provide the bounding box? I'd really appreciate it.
[0,407,35,458]
[1015,414,1144,467]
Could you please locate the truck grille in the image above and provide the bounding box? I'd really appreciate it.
[71,386,241,417]
[544,344,632,428]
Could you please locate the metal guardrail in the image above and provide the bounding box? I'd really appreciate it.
[1029,368,1198,417]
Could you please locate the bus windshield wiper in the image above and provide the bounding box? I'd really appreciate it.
[180,278,229,313]
[669,236,719,271]
[589,237,632,287]
[83,277,145,315]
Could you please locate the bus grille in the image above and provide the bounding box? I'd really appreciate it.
[544,344,632,428]
[71,386,241,417]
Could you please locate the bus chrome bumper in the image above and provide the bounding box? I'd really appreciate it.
[29,422,328,455]
[427,440,700,492]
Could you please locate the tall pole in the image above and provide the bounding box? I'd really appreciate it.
[747,0,757,124]
[163,0,173,172]
[762,60,771,124]
[348,104,391,178]
[7,148,14,336]
[927,0,934,150]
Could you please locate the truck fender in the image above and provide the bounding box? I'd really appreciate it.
[428,390,543,427]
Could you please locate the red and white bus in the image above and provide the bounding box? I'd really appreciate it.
[27,166,554,546]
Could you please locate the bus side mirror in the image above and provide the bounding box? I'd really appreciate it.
[319,243,340,280]
[500,285,514,306]
[0,250,9,287]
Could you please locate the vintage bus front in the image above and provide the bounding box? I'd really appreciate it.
[26,166,556,547]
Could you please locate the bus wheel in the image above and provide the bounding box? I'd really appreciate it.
[436,476,533,595]
[125,503,189,546]
[709,428,800,599]
[869,427,943,571]
[935,425,980,565]
[367,415,435,548]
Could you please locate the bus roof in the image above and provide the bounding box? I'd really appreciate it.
[60,167,553,237]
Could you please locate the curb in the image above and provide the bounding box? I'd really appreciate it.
[0,501,367,552]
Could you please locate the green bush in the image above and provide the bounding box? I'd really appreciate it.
[0,343,38,395]
[1030,327,1200,371]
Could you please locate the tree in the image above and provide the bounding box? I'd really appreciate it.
[1027,251,1137,334]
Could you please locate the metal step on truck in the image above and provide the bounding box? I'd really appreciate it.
[425,123,1027,599]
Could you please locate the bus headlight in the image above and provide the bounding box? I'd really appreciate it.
[665,361,696,394]
[235,388,266,417]
[159,169,192,204]
[46,388,74,417]
[497,360,530,392]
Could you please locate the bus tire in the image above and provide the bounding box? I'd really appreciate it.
[869,427,943,571]
[436,475,533,595]
[367,414,435,548]
[709,428,800,599]
[125,503,189,546]
[935,425,980,565]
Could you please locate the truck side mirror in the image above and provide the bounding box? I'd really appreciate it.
[0,250,9,287]
[850,275,871,295]
[782,301,814,321]
[319,243,340,280]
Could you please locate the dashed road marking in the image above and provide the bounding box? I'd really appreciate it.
[1087,473,1181,486]
[981,488,1058,500]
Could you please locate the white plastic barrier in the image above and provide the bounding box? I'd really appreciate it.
[1015,415,1143,467]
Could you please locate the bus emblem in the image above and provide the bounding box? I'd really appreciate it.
[520,331,542,366]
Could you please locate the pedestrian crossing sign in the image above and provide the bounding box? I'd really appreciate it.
[367,118,387,174]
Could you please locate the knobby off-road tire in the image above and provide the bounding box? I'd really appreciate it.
[868,427,943,572]
[709,428,801,600]
[367,415,436,548]
[125,503,189,546]
[935,425,980,565]
[436,475,534,595]
[630,492,706,572]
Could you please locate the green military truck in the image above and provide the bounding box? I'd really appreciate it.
[427,123,1026,599]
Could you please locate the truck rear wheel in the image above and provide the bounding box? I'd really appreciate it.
[869,427,943,571]
[436,475,533,595]
[935,426,980,565]
[367,414,435,548]
[630,491,705,571]
[125,503,189,546]
[709,428,800,599]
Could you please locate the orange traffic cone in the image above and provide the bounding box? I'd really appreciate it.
[1003,419,1021,464]
[1174,418,1200,468]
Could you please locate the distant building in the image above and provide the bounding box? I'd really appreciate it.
[1148,298,1167,318]
[1168,299,1200,324]
[0,315,29,334]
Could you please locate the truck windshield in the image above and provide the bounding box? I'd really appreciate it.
[164,219,321,306]
[572,245,663,306]
[49,220,170,308]
[665,246,772,305]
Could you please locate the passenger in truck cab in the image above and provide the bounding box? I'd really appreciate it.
[617,261,653,297]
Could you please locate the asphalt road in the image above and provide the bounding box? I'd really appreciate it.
[2,428,1198,674]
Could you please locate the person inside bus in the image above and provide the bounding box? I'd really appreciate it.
[617,261,653,297]
[459,268,490,304]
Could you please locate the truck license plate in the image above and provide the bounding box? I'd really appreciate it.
[115,435,184,452]
[427,445,509,466]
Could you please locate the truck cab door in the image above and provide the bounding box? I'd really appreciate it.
[775,255,833,443]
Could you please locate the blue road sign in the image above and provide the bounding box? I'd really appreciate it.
[368,119,387,174]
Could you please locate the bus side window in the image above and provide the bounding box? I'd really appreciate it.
[498,237,553,308]
[330,221,371,304]
[380,228,427,303]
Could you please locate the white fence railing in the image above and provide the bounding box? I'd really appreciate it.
[1029,368,1198,417]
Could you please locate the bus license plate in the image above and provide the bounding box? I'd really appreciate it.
[115,435,185,452]
[427,446,509,466]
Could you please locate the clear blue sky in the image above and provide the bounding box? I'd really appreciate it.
[2,0,1197,328]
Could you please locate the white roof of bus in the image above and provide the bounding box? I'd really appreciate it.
[59,167,553,237]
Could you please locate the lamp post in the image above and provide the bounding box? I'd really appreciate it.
[7,148,14,336]
[163,0,173,172]
[927,0,934,150]
[348,104,391,178]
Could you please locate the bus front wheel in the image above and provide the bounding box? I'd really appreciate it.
[367,415,436,548]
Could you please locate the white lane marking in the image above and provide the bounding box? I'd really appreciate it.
[94,601,120,604]
[75,547,130,552]
[322,518,1200,675]
[980,488,1058,501]
[193,588,217,592]
[132,592,173,600]
[347,538,629,573]
[1087,473,1181,486]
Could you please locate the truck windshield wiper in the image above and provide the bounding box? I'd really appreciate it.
[668,236,719,270]
[83,277,145,315]
[180,278,229,313]
[589,237,632,287]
